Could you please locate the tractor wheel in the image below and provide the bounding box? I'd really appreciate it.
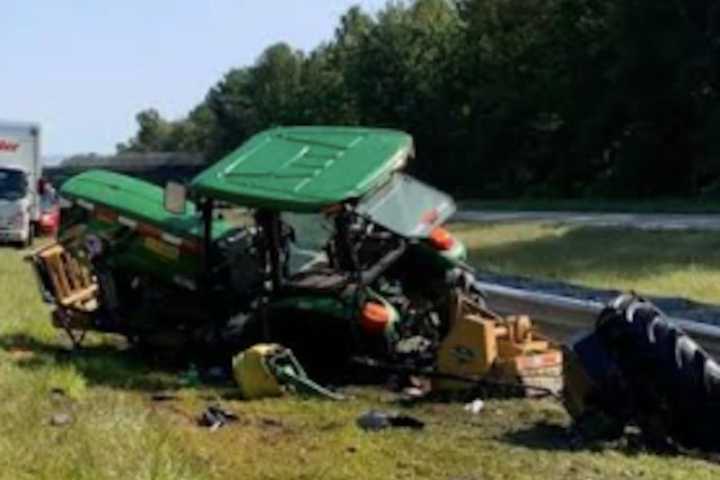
[597,296,720,449]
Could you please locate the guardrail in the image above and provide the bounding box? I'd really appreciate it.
[475,281,720,358]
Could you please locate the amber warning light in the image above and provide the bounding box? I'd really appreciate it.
[429,227,455,251]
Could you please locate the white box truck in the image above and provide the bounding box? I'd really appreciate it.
[0,121,41,246]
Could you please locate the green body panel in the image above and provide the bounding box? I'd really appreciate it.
[269,295,352,319]
[410,239,468,274]
[59,170,232,289]
[191,126,414,212]
[61,210,203,288]
[61,169,229,241]
[441,238,467,263]
[268,290,403,341]
[96,220,201,287]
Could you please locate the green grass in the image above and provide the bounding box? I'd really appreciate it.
[452,222,720,304]
[461,198,720,213]
[1,241,720,478]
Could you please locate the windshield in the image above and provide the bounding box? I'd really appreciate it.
[0,169,28,201]
[356,173,455,238]
[281,212,334,274]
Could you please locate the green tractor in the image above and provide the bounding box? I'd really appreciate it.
[31,127,481,377]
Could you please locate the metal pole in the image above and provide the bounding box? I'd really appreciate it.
[474,280,720,357]
[202,198,214,287]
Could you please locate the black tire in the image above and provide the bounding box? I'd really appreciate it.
[597,296,720,449]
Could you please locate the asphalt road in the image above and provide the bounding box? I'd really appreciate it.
[454,210,720,231]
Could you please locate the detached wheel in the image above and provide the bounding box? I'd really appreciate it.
[598,296,720,449]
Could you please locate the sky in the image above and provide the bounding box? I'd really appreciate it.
[1,1,386,160]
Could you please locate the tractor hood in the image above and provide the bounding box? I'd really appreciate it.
[191,126,414,212]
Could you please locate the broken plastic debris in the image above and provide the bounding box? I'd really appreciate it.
[49,413,73,427]
[356,410,425,431]
[197,404,239,431]
[464,399,485,415]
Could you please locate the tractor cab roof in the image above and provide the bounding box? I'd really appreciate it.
[191,126,414,212]
[60,169,229,240]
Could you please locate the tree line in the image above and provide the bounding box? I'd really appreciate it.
[117,0,720,199]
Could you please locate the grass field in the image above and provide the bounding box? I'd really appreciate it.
[452,222,720,305]
[461,198,720,214]
[1,230,720,479]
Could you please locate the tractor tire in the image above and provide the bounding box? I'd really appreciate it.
[596,295,720,449]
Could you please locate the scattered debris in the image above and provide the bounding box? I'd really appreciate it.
[464,399,485,415]
[402,386,429,400]
[400,375,432,400]
[197,405,239,431]
[356,410,425,431]
[49,387,67,401]
[352,356,561,400]
[49,413,73,427]
[233,344,343,400]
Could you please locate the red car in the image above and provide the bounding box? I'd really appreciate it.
[38,194,60,236]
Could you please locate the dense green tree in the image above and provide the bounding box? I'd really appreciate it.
[117,105,216,155]
[119,0,720,199]
[117,109,173,153]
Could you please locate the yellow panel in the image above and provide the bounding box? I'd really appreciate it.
[436,315,498,390]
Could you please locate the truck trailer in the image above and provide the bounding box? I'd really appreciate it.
[0,120,42,246]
